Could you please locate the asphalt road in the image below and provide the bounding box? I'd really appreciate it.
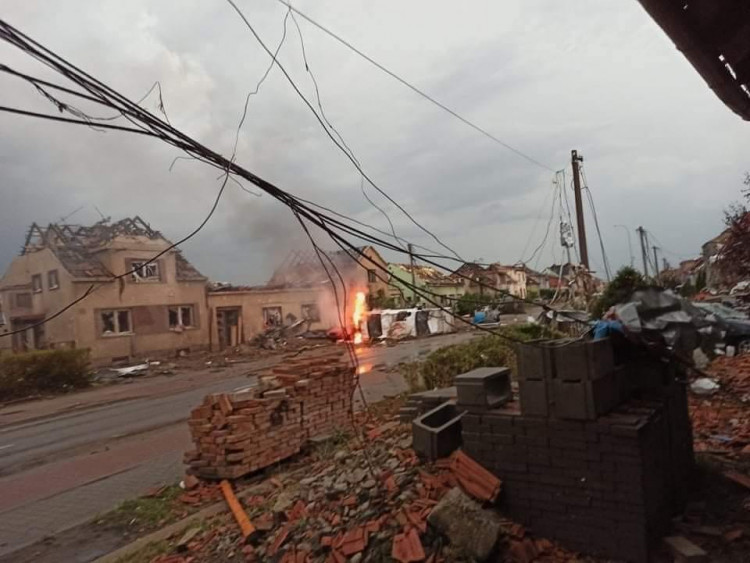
[0,331,478,557]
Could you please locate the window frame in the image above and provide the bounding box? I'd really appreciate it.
[31,274,43,293]
[130,260,161,282]
[15,292,32,308]
[262,306,282,327]
[168,304,196,330]
[367,269,377,283]
[100,308,133,336]
[48,269,60,290]
[301,303,321,322]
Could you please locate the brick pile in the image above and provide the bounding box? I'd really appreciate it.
[184,352,355,479]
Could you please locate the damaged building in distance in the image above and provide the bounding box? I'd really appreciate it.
[206,246,389,350]
[387,263,465,307]
[0,217,209,364]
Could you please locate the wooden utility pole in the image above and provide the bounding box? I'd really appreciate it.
[636,226,649,277]
[652,246,660,278]
[407,243,417,304]
[571,150,589,270]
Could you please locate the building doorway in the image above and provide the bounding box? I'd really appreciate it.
[216,307,241,350]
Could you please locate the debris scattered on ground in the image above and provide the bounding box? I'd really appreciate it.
[427,486,502,561]
[146,399,586,563]
[220,480,256,540]
[689,355,750,456]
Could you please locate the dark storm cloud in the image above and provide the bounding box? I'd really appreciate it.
[1,0,749,286]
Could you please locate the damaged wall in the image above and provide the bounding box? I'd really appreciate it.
[206,286,341,349]
[0,240,210,364]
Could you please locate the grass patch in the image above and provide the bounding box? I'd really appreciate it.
[401,323,563,392]
[103,485,183,530]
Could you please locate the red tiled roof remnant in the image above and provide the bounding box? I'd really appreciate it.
[450,450,502,502]
[392,528,426,562]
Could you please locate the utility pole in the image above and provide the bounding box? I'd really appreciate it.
[652,246,660,278]
[636,227,649,278]
[407,243,417,304]
[571,150,589,270]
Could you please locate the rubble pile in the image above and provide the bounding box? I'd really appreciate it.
[161,408,585,563]
[184,352,355,479]
[689,354,750,457]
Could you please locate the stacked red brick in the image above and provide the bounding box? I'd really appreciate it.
[271,353,355,440]
[184,352,355,479]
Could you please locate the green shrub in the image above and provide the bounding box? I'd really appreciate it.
[590,266,646,319]
[539,288,556,300]
[0,349,91,400]
[401,323,563,392]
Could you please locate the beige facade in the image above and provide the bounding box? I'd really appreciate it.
[457,263,528,299]
[207,286,342,350]
[0,218,209,365]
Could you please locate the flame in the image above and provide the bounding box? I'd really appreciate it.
[357,363,372,375]
[352,291,366,344]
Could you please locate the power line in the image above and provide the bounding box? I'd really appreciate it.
[0,17,589,344]
[287,9,408,251]
[224,0,463,262]
[580,165,611,281]
[274,0,555,172]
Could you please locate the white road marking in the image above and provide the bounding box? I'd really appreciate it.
[0,444,15,451]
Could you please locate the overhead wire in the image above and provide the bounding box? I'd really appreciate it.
[273,0,555,172]
[0,17,589,347]
[223,0,463,261]
[287,8,408,250]
[580,165,612,281]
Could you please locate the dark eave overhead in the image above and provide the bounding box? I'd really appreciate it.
[637,0,750,121]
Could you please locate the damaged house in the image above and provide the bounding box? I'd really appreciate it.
[455,262,528,299]
[387,263,465,307]
[206,246,389,349]
[0,217,209,364]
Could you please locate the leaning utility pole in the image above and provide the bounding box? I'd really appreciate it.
[571,150,589,270]
[636,227,649,277]
[407,243,417,304]
[652,246,660,278]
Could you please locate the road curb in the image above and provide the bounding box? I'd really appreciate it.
[92,499,227,563]
[92,480,268,563]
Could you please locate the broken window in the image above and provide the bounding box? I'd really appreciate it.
[15,293,32,308]
[169,305,195,329]
[131,260,160,281]
[367,269,377,283]
[263,306,282,327]
[301,304,321,322]
[32,274,42,293]
[48,270,59,290]
[100,309,132,335]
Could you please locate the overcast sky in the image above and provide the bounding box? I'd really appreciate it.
[2,0,749,284]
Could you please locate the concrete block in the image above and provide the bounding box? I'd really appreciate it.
[552,380,593,420]
[455,367,512,408]
[554,338,614,382]
[412,401,465,461]
[519,379,549,417]
[516,341,556,380]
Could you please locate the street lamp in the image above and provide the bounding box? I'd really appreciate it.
[614,224,635,268]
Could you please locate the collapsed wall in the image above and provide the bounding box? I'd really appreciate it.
[455,340,694,563]
[184,352,355,479]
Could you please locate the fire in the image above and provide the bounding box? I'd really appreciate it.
[352,291,366,345]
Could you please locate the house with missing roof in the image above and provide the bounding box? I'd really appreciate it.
[0,217,209,364]
[204,246,390,350]
[387,263,465,307]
